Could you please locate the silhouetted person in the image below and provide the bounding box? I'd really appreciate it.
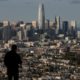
[4,44,22,80]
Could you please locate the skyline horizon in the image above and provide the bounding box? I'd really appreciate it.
[0,0,80,25]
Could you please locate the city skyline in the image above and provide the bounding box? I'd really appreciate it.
[0,0,80,25]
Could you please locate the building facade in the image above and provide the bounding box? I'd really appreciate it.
[38,4,45,30]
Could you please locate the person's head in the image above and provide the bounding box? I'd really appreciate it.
[11,44,17,52]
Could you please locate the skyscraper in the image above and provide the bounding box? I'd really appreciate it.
[55,16,60,34]
[45,19,49,29]
[62,21,69,36]
[38,4,45,30]
[70,20,77,38]
[3,21,11,41]
[70,20,77,30]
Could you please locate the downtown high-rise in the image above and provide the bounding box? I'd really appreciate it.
[55,16,60,34]
[38,4,45,30]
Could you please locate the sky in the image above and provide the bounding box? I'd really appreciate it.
[0,0,80,24]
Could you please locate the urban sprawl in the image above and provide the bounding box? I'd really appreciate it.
[0,4,80,80]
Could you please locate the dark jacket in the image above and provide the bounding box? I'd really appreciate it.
[4,50,22,70]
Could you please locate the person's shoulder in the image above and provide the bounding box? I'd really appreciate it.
[6,51,12,55]
[7,51,11,54]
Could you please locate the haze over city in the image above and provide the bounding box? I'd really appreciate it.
[0,0,80,24]
[0,0,80,80]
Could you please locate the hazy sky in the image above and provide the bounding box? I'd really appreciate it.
[0,0,80,23]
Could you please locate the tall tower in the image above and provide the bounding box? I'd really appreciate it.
[70,20,77,38]
[38,4,45,30]
[70,20,77,30]
[62,21,69,36]
[55,16,60,34]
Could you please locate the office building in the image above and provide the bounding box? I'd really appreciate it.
[70,20,77,38]
[17,30,22,41]
[49,21,54,29]
[55,16,60,34]
[70,20,77,32]
[3,26,12,41]
[3,20,10,27]
[38,4,45,29]
[20,23,27,40]
[32,20,38,29]
[45,19,49,29]
[70,20,76,29]
[62,21,69,36]
[77,31,80,39]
